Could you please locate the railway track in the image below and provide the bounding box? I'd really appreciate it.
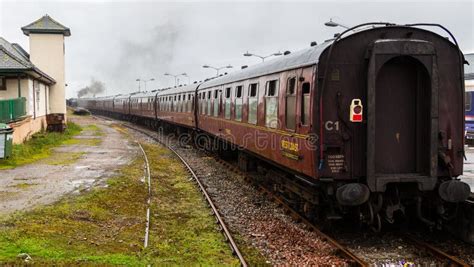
[218,159,472,267]
[215,159,369,267]
[118,122,248,267]
[95,115,471,266]
[112,119,362,266]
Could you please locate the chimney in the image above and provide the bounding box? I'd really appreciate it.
[21,14,71,120]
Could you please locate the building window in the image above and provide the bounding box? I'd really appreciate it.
[248,83,258,124]
[0,77,5,91]
[265,79,279,128]
[285,77,297,130]
[235,85,243,121]
[224,87,231,120]
[301,82,311,125]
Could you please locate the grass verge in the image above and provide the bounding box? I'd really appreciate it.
[0,137,240,265]
[0,123,82,169]
[142,143,239,265]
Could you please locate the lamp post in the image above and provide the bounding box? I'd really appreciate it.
[324,18,351,30]
[243,51,282,62]
[143,78,155,91]
[137,78,155,92]
[136,78,141,92]
[202,65,233,77]
[164,73,188,86]
[182,73,191,85]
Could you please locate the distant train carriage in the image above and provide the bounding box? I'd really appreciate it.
[79,23,471,229]
[156,84,197,129]
[130,91,158,119]
[464,53,474,144]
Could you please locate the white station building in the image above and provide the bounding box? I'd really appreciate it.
[0,15,70,144]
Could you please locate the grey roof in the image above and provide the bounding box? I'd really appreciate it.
[0,37,55,83]
[114,94,133,100]
[0,37,32,69]
[130,91,160,98]
[466,73,474,80]
[12,43,30,60]
[157,84,198,97]
[199,41,332,89]
[21,15,71,36]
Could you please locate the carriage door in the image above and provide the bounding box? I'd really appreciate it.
[366,39,438,192]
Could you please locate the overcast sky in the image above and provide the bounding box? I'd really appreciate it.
[0,0,473,98]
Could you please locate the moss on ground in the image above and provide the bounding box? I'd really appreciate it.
[42,152,85,166]
[62,138,102,146]
[83,124,102,134]
[141,143,239,265]
[8,183,37,189]
[0,123,82,170]
[0,137,241,265]
[0,154,147,265]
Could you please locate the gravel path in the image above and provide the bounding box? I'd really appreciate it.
[0,116,137,216]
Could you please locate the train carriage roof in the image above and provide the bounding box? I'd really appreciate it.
[129,90,159,98]
[199,40,333,89]
[156,83,198,97]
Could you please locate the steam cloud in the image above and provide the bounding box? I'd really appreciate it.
[77,79,106,98]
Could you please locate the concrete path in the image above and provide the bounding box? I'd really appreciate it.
[0,116,137,216]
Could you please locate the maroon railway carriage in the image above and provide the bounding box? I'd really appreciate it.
[196,24,469,227]
[197,46,325,179]
[102,96,115,113]
[113,94,130,115]
[156,84,197,129]
[129,91,159,119]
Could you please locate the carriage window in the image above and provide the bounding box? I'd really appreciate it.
[265,79,279,128]
[225,87,232,119]
[213,89,219,117]
[285,77,297,130]
[248,83,258,124]
[301,82,311,125]
[466,92,472,111]
[200,92,204,115]
[207,91,212,116]
[236,86,243,98]
[235,85,243,121]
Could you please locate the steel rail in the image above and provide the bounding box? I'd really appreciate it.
[227,156,470,267]
[119,123,248,267]
[403,235,470,267]
[215,159,369,267]
[137,142,152,249]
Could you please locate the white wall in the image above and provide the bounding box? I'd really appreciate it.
[29,33,66,115]
[0,78,29,100]
[0,77,48,118]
